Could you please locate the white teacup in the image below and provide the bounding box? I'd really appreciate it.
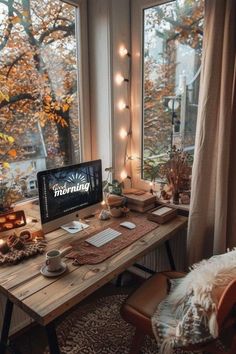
[46,249,63,272]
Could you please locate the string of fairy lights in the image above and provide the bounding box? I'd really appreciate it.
[115,45,132,182]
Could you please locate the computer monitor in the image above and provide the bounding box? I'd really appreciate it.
[37,159,103,233]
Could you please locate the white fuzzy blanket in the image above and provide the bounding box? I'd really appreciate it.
[168,249,236,337]
[151,249,236,353]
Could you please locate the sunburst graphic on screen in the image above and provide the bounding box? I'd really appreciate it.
[66,173,87,184]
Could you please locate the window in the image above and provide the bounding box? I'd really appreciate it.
[31,160,37,169]
[29,180,37,190]
[131,0,204,186]
[0,0,85,205]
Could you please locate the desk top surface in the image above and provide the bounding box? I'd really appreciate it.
[0,203,187,325]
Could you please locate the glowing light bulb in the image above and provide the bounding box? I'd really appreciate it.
[168,99,179,110]
[149,182,153,187]
[101,200,106,206]
[119,128,127,139]
[118,100,127,110]
[120,170,128,180]
[127,155,138,161]
[119,46,128,57]
[115,73,124,85]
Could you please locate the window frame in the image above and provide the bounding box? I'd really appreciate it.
[131,0,203,190]
[0,0,91,207]
[63,0,91,162]
[131,0,172,189]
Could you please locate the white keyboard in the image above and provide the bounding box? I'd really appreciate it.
[86,228,122,247]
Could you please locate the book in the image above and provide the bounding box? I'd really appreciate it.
[147,206,177,223]
[122,188,146,195]
[127,202,156,213]
[125,193,156,206]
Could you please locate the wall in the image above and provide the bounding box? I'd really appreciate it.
[88,0,113,177]
[88,0,132,182]
[110,0,132,182]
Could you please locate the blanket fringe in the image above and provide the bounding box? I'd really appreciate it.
[209,311,218,337]
[159,338,174,354]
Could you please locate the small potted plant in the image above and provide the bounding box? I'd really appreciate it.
[0,164,23,213]
[158,147,192,204]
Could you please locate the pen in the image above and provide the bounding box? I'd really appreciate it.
[68,226,84,230]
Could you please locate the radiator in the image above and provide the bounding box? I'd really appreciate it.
[134,228,187,277]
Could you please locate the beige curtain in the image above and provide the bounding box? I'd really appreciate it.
[187,0,236,264]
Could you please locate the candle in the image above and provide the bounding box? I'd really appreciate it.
[0,239,9,254]
[12,238,24,250]
[101,200,106,208]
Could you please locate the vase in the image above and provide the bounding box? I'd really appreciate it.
[0,204,13,214]
[172,190,179,205]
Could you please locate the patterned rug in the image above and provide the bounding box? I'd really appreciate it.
[44,294,159,354]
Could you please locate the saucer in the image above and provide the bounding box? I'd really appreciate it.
[40,262,67,277]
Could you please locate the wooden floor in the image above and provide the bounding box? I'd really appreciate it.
[7,272,144,354]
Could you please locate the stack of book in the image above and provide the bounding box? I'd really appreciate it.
[124,192,156,213]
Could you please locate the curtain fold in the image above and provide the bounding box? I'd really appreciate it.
[187,0,236,264]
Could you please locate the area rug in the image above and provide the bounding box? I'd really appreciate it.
[44,294,159,354]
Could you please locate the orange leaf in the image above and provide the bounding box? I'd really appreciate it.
[11,16,20,24]
[62,103,69,112]
[8,149,17,157]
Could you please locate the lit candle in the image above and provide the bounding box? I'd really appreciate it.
[0,239,9,254]
[101,200,106,209]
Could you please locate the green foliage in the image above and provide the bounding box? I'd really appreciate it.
[142,155,167,182]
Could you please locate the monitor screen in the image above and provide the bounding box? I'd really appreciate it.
[37,160,103,225]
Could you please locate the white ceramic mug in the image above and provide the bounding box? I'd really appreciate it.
[45,247,72,272]
[46,250,63,272]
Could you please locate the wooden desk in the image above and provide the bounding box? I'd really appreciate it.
[0,204,187,354]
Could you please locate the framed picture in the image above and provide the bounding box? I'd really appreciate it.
[0,210,26,232]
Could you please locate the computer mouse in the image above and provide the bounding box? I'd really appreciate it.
[120,221,136,229]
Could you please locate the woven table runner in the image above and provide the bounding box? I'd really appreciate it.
[66,216,158,265]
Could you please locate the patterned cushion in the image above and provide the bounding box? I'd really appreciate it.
[152,278,214,354]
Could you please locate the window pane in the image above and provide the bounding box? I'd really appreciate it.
[0,0,80,206]
[143,0,204,177]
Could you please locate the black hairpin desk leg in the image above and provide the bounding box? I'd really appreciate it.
[0,299,14,354]
[165,240,176,271]
[45,322,60,354]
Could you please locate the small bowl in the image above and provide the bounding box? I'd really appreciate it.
[109,207,122,218]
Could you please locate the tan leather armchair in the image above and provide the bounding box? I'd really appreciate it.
[121,271,236,354]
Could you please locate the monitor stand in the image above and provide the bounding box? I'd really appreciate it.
[60,221,89,234]
[41,204,100,234]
